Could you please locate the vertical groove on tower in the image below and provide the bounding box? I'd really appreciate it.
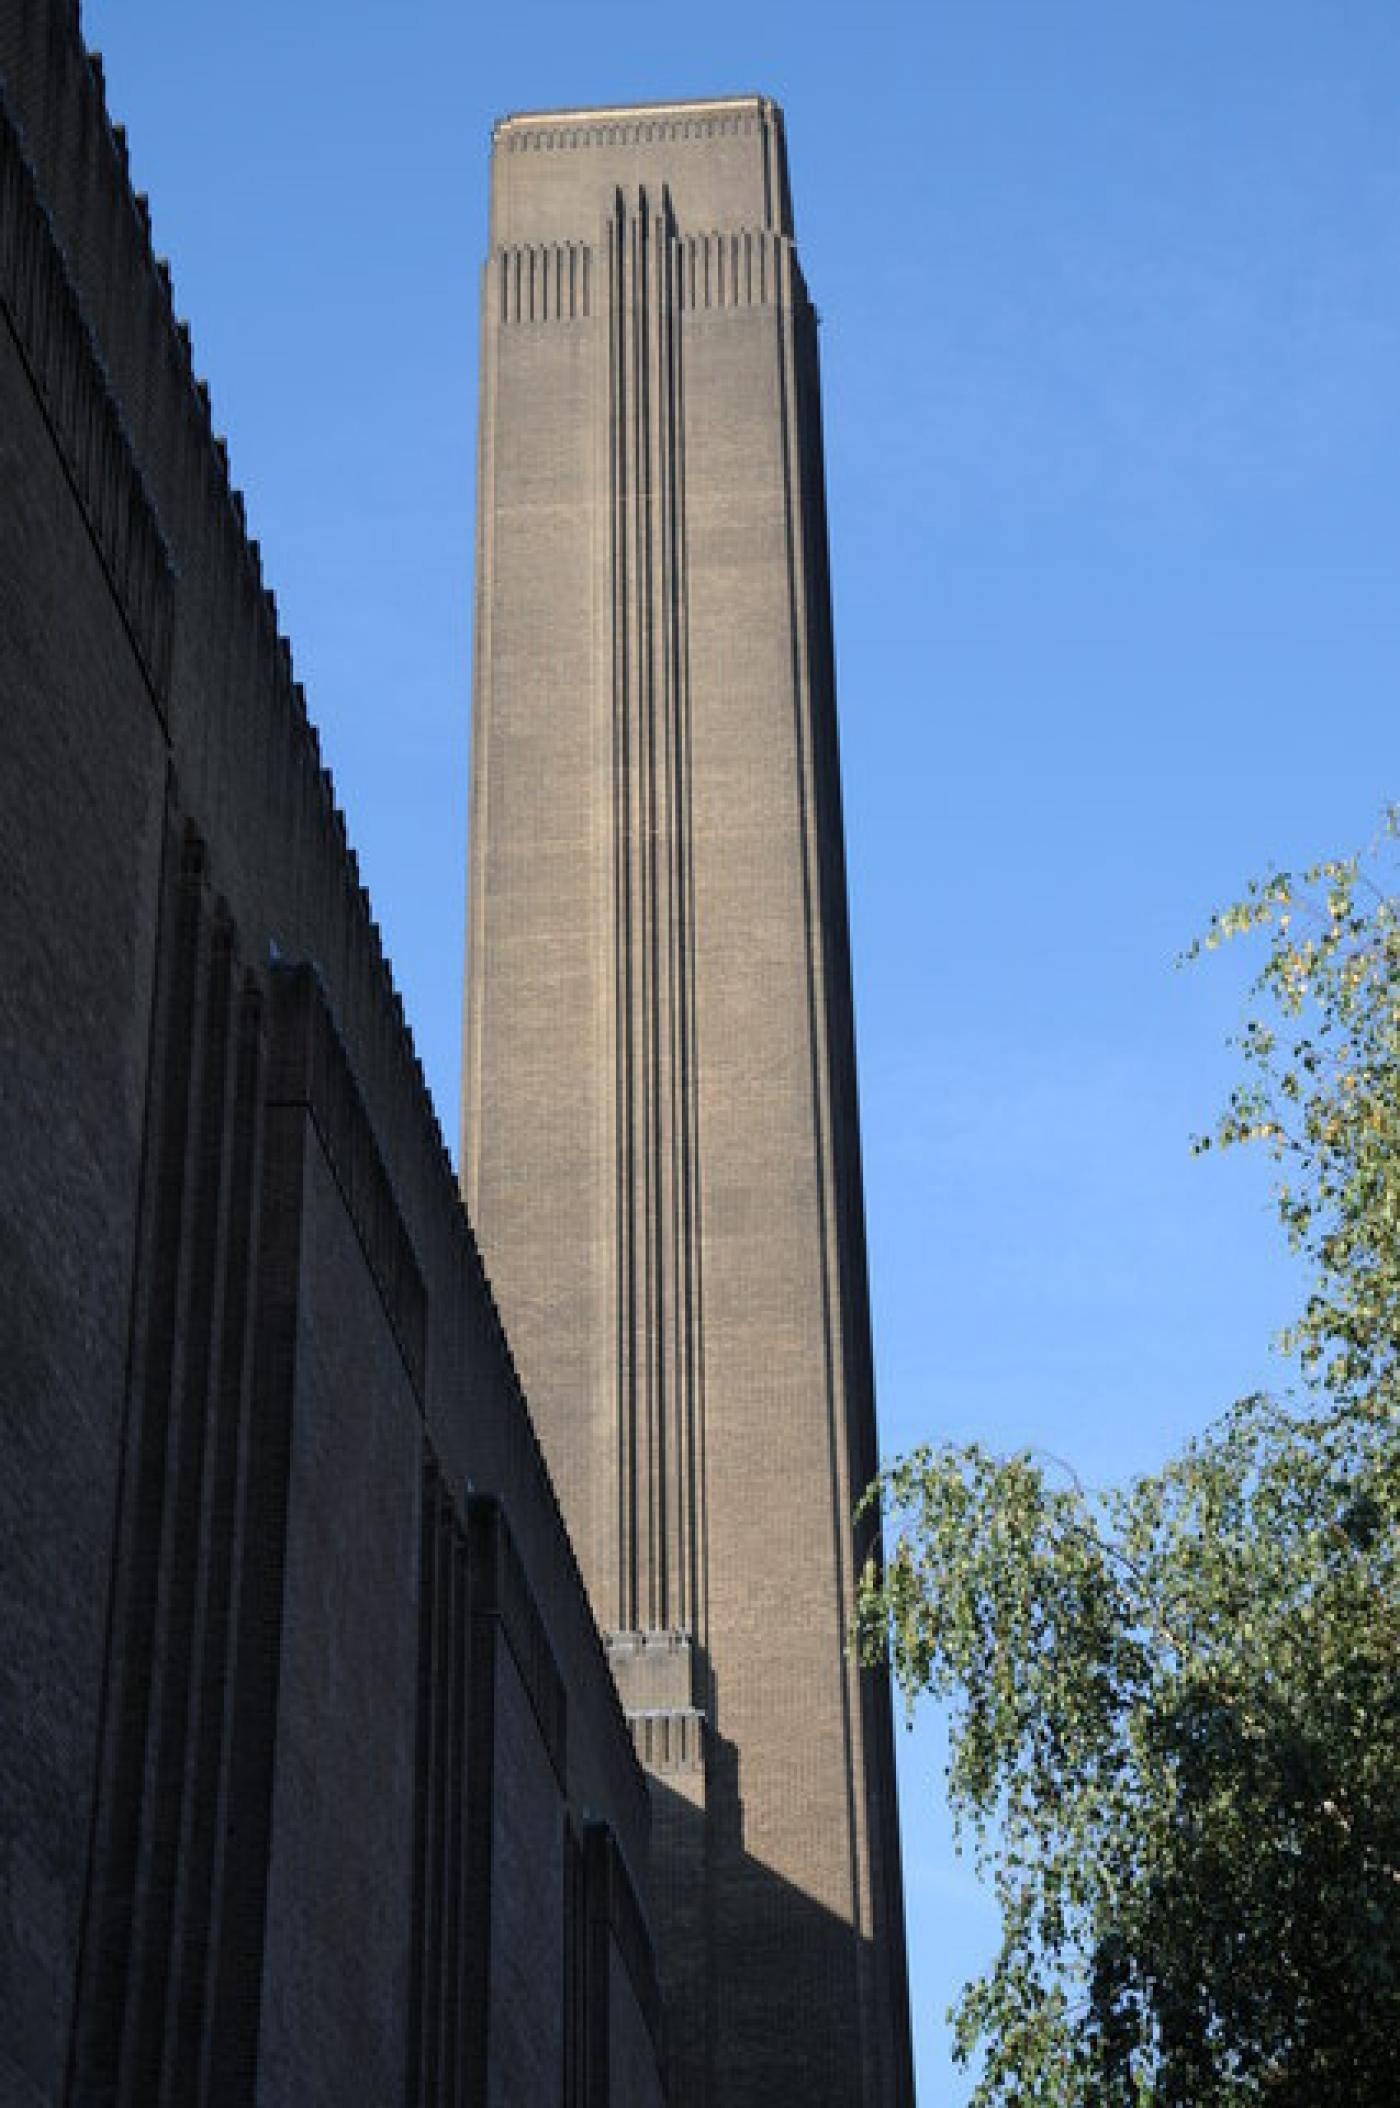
[607,185,705,1639]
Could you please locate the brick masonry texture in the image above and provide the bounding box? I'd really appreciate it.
[1,9,914,2098]
[464,97,913,2104]
[1,5,663,2103]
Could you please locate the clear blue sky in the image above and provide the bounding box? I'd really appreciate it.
[83,3,1400,2096]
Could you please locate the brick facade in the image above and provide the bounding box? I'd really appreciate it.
[1,8,662,2102]
[463,99,913,2106]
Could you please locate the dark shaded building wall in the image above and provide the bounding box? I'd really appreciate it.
[0,159,168,2103]
[0,4,666,2102]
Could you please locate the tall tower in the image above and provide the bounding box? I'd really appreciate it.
[462,98,912,2103]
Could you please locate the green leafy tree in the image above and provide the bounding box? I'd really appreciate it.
[860,815,1400,2104]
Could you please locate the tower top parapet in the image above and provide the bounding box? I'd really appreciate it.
[487,93,792,245]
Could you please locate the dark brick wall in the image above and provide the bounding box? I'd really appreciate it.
[254,1138,421,2106]
[0,0,651,1902]
[1,3,668,2101]
[486,1648,566,2105]
[0,296,167,2108]
[608,1950,667,2108]
[583,1824,667,2108]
